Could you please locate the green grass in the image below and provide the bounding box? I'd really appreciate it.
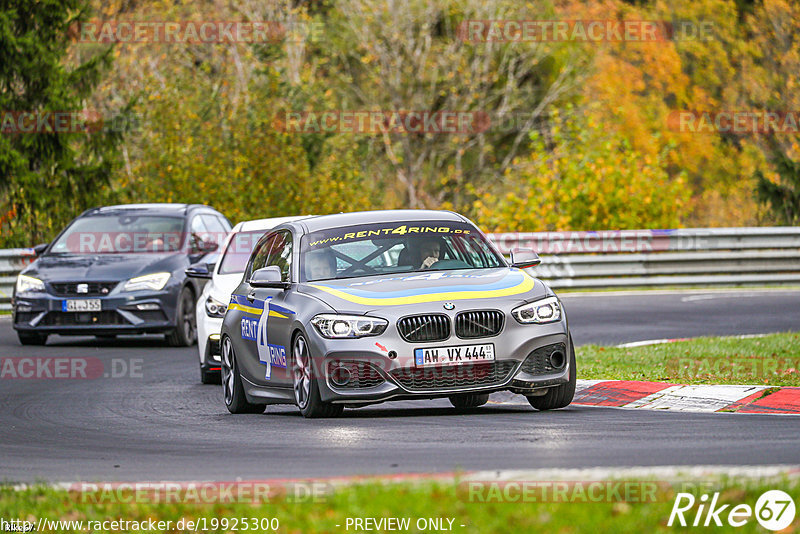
[578,332,800,386]
[2,477,798,533]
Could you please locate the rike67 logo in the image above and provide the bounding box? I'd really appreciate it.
[668,490,795,530]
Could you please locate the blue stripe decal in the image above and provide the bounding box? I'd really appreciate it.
[269,303,295,315]
[230,294,271,309]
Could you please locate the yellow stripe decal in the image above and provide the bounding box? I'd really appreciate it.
[309,276,536,306]
[268,310,288,319]
[228,302,263,315]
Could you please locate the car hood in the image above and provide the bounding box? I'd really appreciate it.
[298,268,546,314]
[23,253,184,282]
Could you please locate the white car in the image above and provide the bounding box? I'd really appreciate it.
[186,216,311,383]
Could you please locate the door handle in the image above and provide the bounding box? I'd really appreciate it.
[246,291,256,302]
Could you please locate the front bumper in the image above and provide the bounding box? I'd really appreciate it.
[305,317,570,404]
[12,289,179,336]
[197,312,223,369]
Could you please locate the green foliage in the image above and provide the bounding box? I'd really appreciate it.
[0,0,123,247]
[756,145,800,225]
[473,105,690,231]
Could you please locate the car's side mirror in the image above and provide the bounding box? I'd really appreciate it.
[510,249,541,268]
[185,262,214,279]
[250,266,290,289]
[193,239,219,255]
[33,243,48,256]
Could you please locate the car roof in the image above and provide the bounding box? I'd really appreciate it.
[83,203,220,217]
[231,216,314,233]
[297,210,467,233]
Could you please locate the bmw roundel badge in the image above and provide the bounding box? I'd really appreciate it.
[443,302,455,310]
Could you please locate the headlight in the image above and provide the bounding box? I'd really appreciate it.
[512,296,562,324]
[123,272,171,292]
[16,274,44,294]
[205,295,228,318]
[311,314,388,338]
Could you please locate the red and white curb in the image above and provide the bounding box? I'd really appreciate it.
[489,380,800,414]
[570,380,800,414]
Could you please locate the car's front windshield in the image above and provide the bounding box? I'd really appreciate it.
[300,221,505,282]
[217,230,268,274]
[49,215,185,254]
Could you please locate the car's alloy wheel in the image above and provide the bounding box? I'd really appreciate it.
[220,336,265,414]
[292,335,312,409]
[165,286,197,347]
[221,337,235,406]
[291,333,343,418]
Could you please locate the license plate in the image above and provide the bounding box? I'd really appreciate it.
[414,343,495,368]
[62,299,101,312]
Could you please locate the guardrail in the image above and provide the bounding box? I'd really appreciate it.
[1,227,798,310]
[487,227,800,289]
[0,249,36,311]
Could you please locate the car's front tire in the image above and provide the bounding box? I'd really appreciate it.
[166,286,197,347]
[527,334,577,411]
[292,332,343,419]
[449,393,490,409]
[220,336,265,414]
[18,332,48,346]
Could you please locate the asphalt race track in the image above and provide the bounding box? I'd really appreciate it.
[2,289,799,483]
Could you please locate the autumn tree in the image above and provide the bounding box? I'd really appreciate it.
[0,0,123,246]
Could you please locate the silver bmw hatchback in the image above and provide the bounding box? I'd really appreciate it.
[220,209,575,418]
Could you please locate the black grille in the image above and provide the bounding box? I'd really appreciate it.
[397,314,450,342]
[390,360,517,391]
[40,310,129,326]
[455,310,504,339]
[328,360,385,389]
[49,281,118,296]
[129,310,168,323]
[520,343,567,375]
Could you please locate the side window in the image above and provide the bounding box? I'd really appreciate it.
[201,214,226,245]
[189,215,209,251]
[217,216,232,233]
[191,215,207,235]
[246,234,276,281]
[265,231,293,282]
